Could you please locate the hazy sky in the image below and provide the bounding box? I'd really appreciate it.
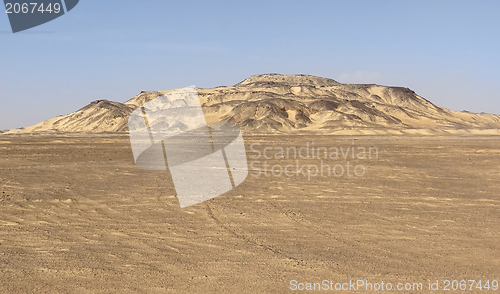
[1,0,499,130]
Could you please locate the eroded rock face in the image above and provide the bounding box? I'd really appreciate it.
[6,74,500,134]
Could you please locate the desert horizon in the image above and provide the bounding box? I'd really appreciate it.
[3,74,500,136]
[2,1,500,293]
[1,75,500,292]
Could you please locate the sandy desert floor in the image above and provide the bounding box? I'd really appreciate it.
[0,134,499,293]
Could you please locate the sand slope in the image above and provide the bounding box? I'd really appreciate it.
[5,74,500,135]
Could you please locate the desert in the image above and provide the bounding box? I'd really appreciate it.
[1,75,499,293]
[1,134,499,293]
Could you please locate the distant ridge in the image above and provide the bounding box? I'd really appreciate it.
[5,74,500,135]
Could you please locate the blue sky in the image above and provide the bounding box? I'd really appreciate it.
[1,0,499,130]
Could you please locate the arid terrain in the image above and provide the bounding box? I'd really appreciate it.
[1,134,499,293]
[6,74,500,135]
[1,74,499,293]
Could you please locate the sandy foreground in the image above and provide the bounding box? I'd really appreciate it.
[0,134,499,293]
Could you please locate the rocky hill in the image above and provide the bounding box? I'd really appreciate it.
[5,74,500,135]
